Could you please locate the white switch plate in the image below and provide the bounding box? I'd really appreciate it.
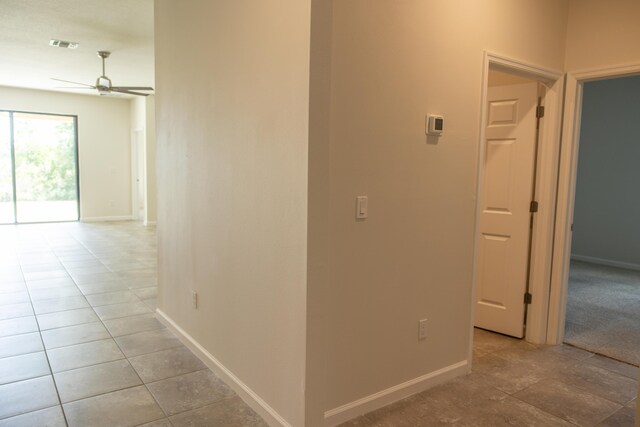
[418,318,428,340]
[356,196,368,219]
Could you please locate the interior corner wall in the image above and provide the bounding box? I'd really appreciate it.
[571,76,640,268]
[0,86,132,220]
[565,0,640,72]
[305,0,333,425]
[154,1,310,426]
[321,0,568,415]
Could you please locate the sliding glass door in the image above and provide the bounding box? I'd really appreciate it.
[0,111,79,224]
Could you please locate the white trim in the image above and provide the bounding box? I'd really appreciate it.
[131,128,147,222]
[323,360,467,427]
[143,220,156,226]
[81,215,133,222]
[571,62,640,81]
[485,52,563,84]
[547,62,640,345]
[571,254,640,272]
[526,70,565,345]
[131,129,139,222]
[469,52,491,367]
[155,309,291,427]
[471,51,564,349]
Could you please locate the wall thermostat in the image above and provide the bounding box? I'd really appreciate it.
[426,114,444,136]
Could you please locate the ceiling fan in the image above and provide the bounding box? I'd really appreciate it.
[52,51,153,97]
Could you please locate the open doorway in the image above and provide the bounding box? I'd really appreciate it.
[0,110,79,224]
[563,75,640,366]
[470,52,565,352]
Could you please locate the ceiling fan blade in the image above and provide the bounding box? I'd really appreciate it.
[51,78,95,88]
[111,88,149,96]
[55,86,95,90]
[111,86,154,91]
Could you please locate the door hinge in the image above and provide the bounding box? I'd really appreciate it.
[530,201,538,213]
[536,106,545,118]
[524,292,532,304]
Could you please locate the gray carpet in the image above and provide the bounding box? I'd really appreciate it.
[564,260,640,366]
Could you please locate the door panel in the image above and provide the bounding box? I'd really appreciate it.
[475,82,538,338]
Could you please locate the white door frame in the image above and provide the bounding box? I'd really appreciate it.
[546,62,640,344]
[131,129,146,222]
[469,52,564,363]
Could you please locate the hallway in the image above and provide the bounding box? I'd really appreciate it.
[0,221,266,426]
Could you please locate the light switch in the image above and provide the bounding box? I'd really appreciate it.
[356,196,368,219]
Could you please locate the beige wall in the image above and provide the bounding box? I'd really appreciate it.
[488,69,533,87]
[0,86,132,220]
[154,0,640,425]
[306,0,333,424]
[565,0,640,71]
[316,0,569,416]
[154,1,311,426]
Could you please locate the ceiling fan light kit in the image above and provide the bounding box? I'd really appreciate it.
[52,51,154,97]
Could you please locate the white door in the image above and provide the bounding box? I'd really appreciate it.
[474,82,539,338]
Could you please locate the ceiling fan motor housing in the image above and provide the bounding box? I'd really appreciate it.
[96,76,112,92]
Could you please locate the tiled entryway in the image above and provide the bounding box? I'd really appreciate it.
[0,221,267,426]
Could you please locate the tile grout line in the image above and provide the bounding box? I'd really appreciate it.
[52,227,143,424]
[1,223,248,426]
[475,337,634,425]
[15,229,71,427]
[55,224,172,426]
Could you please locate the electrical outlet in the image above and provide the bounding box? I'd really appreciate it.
[191,290,198,309]
[418,318,428,340]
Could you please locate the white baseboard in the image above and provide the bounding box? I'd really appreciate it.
[155,309,291,427]
[81,215,134,222]
[323,360,468,427]
[143,220,157,226]
[157,307,468,427]
[571,254,640,272]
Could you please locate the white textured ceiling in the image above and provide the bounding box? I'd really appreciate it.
[0,0,154,97]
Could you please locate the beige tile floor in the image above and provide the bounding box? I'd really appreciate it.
[0,221,267,427]
[1,221,637,426]
[341,329,637,426]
